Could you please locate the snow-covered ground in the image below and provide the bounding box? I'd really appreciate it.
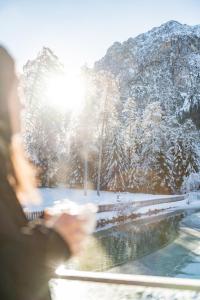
[137,192,200,215]
[95,192,200,230]
[24,188,200,231]
[37,187,178,208]
[26,189,200,222]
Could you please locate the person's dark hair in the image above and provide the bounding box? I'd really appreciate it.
[0,47,16,188]
[0,46,39,204]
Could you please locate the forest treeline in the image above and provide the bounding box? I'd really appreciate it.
[22,48,200,194]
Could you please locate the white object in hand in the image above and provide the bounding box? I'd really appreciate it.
[47,200,97,234]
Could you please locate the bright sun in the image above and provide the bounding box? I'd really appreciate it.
[45,72,85,113]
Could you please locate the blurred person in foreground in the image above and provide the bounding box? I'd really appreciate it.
[0,46,88,300]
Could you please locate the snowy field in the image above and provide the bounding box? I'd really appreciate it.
[28,187,186,210]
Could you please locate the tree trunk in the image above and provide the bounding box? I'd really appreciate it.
[97,88,108,196]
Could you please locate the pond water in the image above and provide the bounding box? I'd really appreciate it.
[51,212,200,299]
[109,212,200,279]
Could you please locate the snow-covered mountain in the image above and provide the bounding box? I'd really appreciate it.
[94,20,200,126]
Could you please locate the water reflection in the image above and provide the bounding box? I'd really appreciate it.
[109,212,200,279]
[50,213,200,299]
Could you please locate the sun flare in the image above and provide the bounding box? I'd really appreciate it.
[45,72,85,113]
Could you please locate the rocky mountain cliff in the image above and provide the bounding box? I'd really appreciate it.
[94,20,200,127]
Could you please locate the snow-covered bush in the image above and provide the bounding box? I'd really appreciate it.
[181,173,200,193]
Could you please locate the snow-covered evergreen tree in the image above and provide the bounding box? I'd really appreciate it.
[22,47,68,186]
[152,150,173,194]
[138,102,164,192]
[103,126,126,191]
[91,71,123,194]
[181,172,200,193]
[170,120,200,191]
[121,97,139,190]
[67,124,84,188]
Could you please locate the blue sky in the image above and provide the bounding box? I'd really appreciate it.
[0,0,199,72]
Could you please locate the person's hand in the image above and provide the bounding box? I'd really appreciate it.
[44,211,88,256]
